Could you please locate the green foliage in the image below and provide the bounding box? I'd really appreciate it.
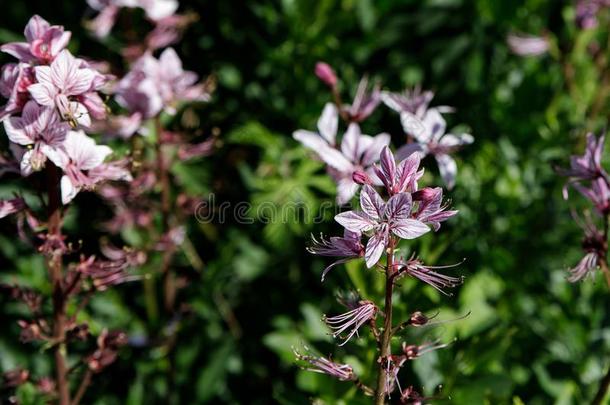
[1,0,610,404]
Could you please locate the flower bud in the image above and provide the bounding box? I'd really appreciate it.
[411,187,438,202]
[352,170,371,185]
[315,62,337,88]
[409,311,429,326]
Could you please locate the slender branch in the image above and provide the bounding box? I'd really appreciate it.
[375,238,396,405]
[154,116,177,314]
[369,318,381,346]
[46,163,70,405]
[71,369,92,405]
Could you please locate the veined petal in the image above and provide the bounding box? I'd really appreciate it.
[439,133,474,147]
[0,43,33,61]
[60,174,79,204]
[336,177,358,205]
[293,130,353,172]
[340,123,361,162]
[436,154,457,189]
[365,232,386,268]
[422,108,447,143]
[4,117,32,145]
[28,83,56,107]
[24,15,51,42]
[396,143,426,161]
[385,192,412,221]
[335,210,376,232]
[391,219,430,239]
[361,132,391,166]
[360,185,385,220]
[400,111,426,140]
[317,103,338,145]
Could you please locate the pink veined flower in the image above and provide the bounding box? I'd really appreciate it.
[567,215,605,282]
[395,257,464,295]
[396,108,473,189]
[28,50,100,127]
[374,146,423,196]
[506,33,550,57]
[412,187,458,231]
[308,229,365,281]
[0,197,26,219]
[3,101,69,175]
[293,103,390,204]
[335,185,430,268]
[294,348,356,381]
[342,75,381,122]
[323,300,377,345]
[0,15,71,64]
[0,63,36,119]
[44,130,113,204]
[381,86,436,119]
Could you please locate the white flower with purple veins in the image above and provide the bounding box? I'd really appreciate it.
[335,185,430,268]
[0,15,71,64]
[293,103,390,204]
[308,229,364,281]
[3,101,69,175]
[381,86,435,119]
[45,130,113,204]
[342,76,381,123]
[28,50,98,127]
[149,48,209,113]
[396,108,473,189]
[0,63,36,120]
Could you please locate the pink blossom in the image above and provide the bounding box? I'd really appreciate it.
[0,197,26,219]
[0,15,71,64]
[507,33,550,57]
[45,130,114,204]
[396,108,473,189]
[3,101,69,174]
[293,103,390,204]
[28,50,100,127]
[0,63,36,119]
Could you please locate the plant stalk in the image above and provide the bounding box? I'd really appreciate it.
[375,239,396,405]
[47,164,70,405]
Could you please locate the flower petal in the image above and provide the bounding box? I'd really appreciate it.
[391,219,430,239]
[436,154,457,189]
[335,210,376,233]
[365,232,386,268]
[317,103,338,145]
[360,185,385,220]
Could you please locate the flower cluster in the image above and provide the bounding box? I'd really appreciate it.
[294,62,472,205]
[0,15,130,203]
[298,120,465,401]
[559,132,610,283]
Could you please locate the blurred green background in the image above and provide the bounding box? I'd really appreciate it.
[2,0,610,404]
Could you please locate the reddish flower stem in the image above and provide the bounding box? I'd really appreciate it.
[154,116,176,313]
[46,163,70,405]
[375,237,396,405]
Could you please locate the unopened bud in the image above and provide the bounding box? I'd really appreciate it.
[352,170,371,185]
[403,344,419,359]
[409,311,429,326]
[411,187,437,202]
[315,62,337,88]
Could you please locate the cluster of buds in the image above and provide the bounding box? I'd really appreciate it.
[296,69,468,402]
